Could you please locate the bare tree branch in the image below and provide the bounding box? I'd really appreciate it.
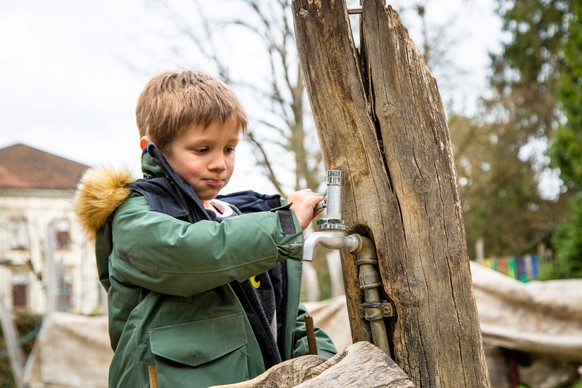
[247,130,286,195]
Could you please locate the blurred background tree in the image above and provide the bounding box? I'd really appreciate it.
[451,0,574,259]
[545,0,582,279]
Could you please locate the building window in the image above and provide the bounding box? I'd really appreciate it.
[11,272,29,310]
[9,218,29,250]
[54,219,72,250]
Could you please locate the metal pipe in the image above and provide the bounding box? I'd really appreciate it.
[302,231,359,261]
[317,170,347,231]
[325,170,342,219]
[351,235,391,356]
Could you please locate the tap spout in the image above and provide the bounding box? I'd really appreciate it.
[302,231,360,261]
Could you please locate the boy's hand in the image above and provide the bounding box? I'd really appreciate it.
[287,189,325,230]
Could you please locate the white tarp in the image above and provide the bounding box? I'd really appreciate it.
[23,312,112,388]
[472,262,582,364]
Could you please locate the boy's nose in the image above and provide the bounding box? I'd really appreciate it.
[208,153,227,171]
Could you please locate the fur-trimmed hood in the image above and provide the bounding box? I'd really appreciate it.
[74,166,135,240]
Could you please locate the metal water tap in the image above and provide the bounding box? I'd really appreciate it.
[303,170,359,261]
[302,169,393,356]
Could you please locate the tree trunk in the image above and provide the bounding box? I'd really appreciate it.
[292,0,490,386]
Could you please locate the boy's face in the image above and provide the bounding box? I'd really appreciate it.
[165,116,240,206]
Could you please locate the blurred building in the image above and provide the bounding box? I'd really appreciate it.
[0,143,102,315]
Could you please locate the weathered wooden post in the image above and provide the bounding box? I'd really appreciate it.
[292,0,490,386]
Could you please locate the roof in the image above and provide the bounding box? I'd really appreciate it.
[0,143,89,190]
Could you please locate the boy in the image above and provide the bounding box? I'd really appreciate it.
[74,70,336,387]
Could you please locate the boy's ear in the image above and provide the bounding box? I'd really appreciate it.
[140,136,150,150]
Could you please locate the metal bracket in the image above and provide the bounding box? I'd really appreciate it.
[360,301,395,321]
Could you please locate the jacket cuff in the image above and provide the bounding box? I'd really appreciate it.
[270,203,297,235]
[271,203,304,261]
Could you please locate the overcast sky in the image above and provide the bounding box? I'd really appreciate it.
[0,0,503,194]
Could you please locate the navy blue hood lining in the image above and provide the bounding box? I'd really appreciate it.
[128,142,211,222]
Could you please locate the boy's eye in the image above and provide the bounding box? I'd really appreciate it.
[193,147,208,154]
[225,146,236,153]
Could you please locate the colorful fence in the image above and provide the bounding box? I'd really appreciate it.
[481,255,542,282]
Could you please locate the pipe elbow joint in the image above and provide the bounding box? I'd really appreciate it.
[302,231,360,261]
[352,235,376,263]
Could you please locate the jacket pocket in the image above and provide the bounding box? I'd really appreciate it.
[149,313,250,387]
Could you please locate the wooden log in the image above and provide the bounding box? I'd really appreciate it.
[292,0,490,386]
[211,341,414,388]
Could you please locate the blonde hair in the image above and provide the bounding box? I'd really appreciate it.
[136,70,247,153]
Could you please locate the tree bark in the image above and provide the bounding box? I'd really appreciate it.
[212,341,414,388]
[292,0,490,386]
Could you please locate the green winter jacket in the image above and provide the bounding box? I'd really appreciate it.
[74,147,336,388]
